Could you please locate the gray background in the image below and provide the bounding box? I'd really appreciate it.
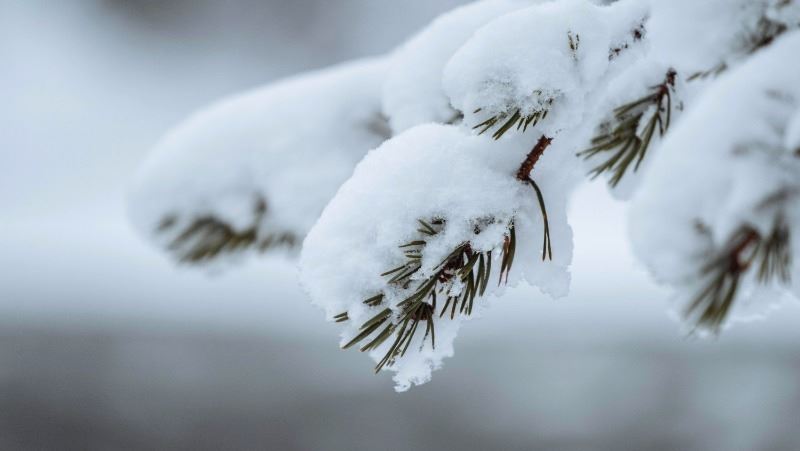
[2,1,800,450]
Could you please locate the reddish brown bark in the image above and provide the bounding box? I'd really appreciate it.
[517,135,552,181]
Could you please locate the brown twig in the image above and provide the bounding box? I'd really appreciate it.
[517,135,554,260]
[727,229,760,274]
[684,222,791,332]
[517,135,553,181]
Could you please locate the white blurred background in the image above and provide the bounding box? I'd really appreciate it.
[2,1,800,450]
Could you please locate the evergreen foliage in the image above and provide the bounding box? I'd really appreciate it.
[337,218,516,372]
[579,70,677,187]
[686,221,792,332]
[158,199,297,263]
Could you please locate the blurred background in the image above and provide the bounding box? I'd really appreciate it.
[2,1,800,450]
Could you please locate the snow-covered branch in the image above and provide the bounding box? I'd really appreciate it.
[129,0,800,391]
[128,58,389,265]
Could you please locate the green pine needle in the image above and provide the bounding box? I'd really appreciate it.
[157,198,297,263]
[527,178,552,261]
[579,70,677,188]
[335,218,516,372]
[472,92,555,140]
[685,221,792,333]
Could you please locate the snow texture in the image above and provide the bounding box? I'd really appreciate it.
[129,0,800,390]
[301,0,654,390]
[630,31,800,329]
[301,124,579,390]
[444,0,649,135]
[581,60,678,198]
[128,58,389,265]
[648,0,786,75]
[382,0,536,133]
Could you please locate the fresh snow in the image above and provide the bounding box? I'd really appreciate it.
[382,0,536,133]
[129,0,800,390]
[630,31,800,328]
[128,58,389,265]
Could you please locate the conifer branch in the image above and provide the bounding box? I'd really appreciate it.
[338,218,515,372]
[337,135,556,373]
[685,220,792,332]
[157,198,297,263]
[579,69,677,187]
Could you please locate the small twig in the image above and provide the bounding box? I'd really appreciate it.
[517,136,552,181]
[518,136,554,260]
[685,220,792,332]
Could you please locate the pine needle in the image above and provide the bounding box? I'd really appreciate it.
[472,93,555,140]
[579,70,677,188]
[335,218,516,372]
[685,221,792,332]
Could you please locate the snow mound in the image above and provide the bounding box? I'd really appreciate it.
[444,0,649,137]
[382,0,535,134]
[128,58,389,266]
[630,31,800,330]
[300,123,579,390]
